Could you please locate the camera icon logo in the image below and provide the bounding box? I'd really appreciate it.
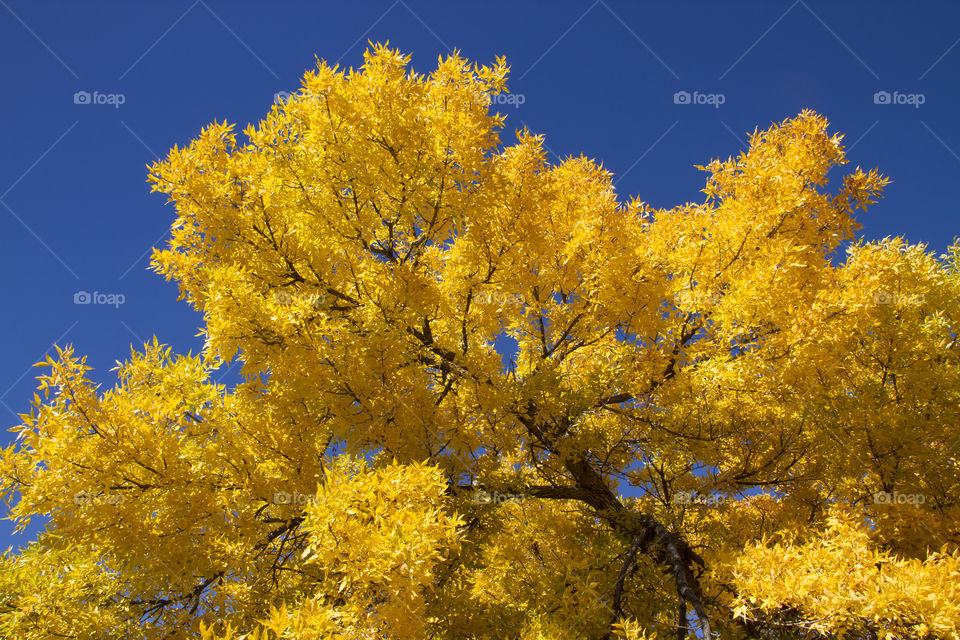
[274,91,292,104]
[673,91,691,105]
[874,291,892,305]
[73,91,91,105]
[273,291,293,305]
[74,290,92,304]
[873,91,891,105]
[273,491,292,504]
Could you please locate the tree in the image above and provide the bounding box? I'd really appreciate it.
[1,44,958,639]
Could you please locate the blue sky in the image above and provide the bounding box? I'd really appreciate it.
[1,0,959,550]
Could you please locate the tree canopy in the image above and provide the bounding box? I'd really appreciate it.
[1,44,958,639]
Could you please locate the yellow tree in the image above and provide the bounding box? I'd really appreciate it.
[2,44,959,639]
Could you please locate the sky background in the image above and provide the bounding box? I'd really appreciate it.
[1,0,959,551]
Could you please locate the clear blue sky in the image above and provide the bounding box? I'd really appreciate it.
[2,0,959,551]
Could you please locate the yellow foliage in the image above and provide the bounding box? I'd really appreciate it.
[1,44,958,640]
[718,507,960,638]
